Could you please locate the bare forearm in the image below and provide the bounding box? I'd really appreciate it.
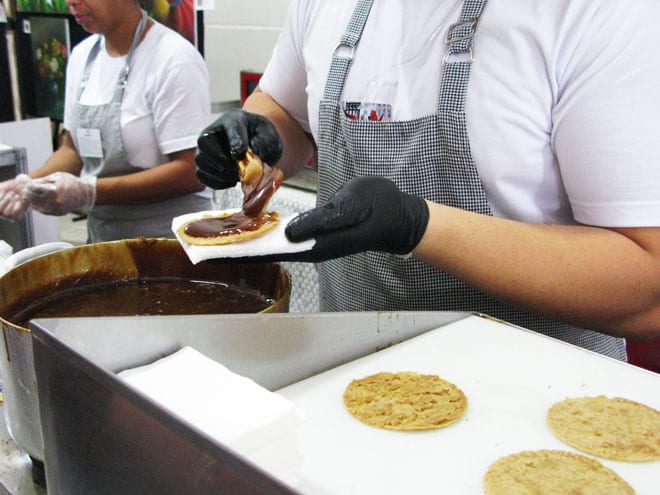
[95,149,204,205]
[30,132,83,178]
[244,87,314,179]
[413,202,660,339]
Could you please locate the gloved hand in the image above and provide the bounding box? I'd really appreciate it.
[0,174,31,222]
[285,176,430,262]
[26,172,97,216]
[195,109,283,189]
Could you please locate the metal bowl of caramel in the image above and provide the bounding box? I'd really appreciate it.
[0,237,291,464]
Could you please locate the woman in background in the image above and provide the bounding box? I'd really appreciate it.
[0,0,211,241]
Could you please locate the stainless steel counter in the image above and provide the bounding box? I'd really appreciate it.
[28,312,660,494]
[4,311,658,494]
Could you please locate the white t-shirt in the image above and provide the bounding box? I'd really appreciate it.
[64,22,211,172]
[260,0,660,227]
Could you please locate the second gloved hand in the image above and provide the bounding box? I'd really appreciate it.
[26,172,97,216]
[285,176,430,261]
[195,109,283,189]
[0,174,31,222]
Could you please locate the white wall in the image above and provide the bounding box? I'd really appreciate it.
[203,0,291,104]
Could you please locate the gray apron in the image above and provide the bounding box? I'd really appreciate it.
[316,0,626,360]
[70,9,210,242]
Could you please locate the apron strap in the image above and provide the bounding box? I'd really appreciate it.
[439,0,489,113]
[322,0,375,102]
[76,9,149,103]
[119,9,148,88]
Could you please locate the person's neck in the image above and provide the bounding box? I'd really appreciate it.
[104,9,145,57]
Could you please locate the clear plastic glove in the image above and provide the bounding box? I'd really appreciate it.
[0,174,31,222]
[195,109,283,190]
[284,176,430,262]
[26,172,97,216]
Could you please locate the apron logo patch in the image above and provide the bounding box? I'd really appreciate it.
[342,101,392,122]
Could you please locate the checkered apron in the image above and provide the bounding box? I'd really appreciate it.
[315,0,626,359]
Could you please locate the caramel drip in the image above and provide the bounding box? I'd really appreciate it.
[238,149,283,217]
[182,150,283,242]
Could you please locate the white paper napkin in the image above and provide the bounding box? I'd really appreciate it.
[171,209,315,264]
[118,346,305,485]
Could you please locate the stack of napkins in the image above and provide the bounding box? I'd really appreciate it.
[118,346,305,486]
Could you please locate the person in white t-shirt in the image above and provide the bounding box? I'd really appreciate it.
[0,0,211,241]
[194,0,660,357]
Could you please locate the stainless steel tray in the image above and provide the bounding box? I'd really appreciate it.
[30,311,467,494]
[30,312,660,494]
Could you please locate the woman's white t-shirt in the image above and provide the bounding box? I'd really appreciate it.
[260,0,660,227]
[64,22,211,175]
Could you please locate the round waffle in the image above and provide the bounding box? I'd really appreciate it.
[177,211,279,246]
[484,449,634,494]
[547,395,660,462]
[342,371,467,431]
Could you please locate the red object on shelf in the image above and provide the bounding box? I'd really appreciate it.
[626,337,660,374]
[240,71,262,105]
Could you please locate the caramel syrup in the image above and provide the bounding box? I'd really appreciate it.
[183,212,278,239]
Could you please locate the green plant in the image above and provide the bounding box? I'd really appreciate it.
[17,0,69,14]
[36,37,67,80]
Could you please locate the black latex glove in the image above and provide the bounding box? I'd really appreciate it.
[195,109,283,190]
[284,176,430,262]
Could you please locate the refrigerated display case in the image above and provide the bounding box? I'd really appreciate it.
[14,9,88,121]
